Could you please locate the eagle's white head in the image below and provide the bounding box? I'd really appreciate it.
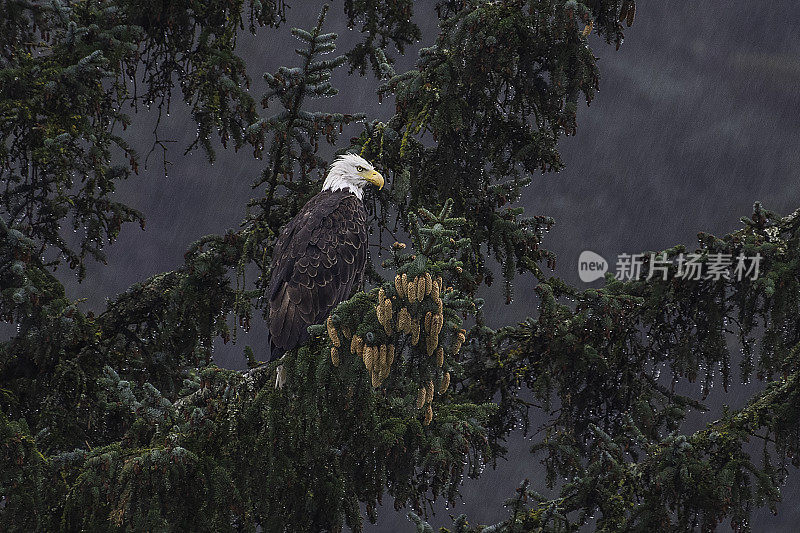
[322,153,384,200]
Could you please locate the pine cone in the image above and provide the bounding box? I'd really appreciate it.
[426,380,434,403]
[415,276,426,302]
[426,334,437,357]
[351,334,363,356]
[326,316,340,347]
[411,318,420,345]
[387,344,395,367]
[424,404,433,425]
[376,301,392,336]
[438,372,450,394]
[416,386,426,408]
[331,346,340,367]
[433,314,443,336]
[364,345,375,371]
[376,301,384,324]
[398,307,411,333]
[395,275,404,299]
[424,272,433,295]
[436,347,444,368]
[381,299,393,336]
[424,311,433,334]
[432,280,440,300]
[453,330,466,354]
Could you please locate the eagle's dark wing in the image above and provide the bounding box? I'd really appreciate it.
[267,190,367,361]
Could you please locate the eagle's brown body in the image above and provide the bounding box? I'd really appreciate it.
[267,189,367,361]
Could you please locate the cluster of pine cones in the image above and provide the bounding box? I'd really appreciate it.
[325,272,467,425]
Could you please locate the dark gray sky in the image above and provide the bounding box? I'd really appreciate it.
[52,1,800,530]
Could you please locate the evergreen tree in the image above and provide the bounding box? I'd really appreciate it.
[2,1,798,532]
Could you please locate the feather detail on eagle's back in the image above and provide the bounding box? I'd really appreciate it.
[267,189,368,361]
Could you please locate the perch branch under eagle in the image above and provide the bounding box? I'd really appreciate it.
[267,153,384,387]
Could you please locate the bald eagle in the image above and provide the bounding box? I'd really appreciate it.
[267,153,384,386]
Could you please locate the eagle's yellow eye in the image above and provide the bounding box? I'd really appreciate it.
[356,165,365,172]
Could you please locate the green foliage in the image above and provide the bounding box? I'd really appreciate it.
[245,4,365,246]
[61,444,245,532]
[414,205,800,531]
[355,0,613,300]
[3,1,800,532]
[342,0,421,75]
[0,0,283,277]
[0,411,63,532]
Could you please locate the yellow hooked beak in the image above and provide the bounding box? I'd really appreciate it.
[363,169,384,190]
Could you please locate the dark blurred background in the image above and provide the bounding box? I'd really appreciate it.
[48,1,800,530]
